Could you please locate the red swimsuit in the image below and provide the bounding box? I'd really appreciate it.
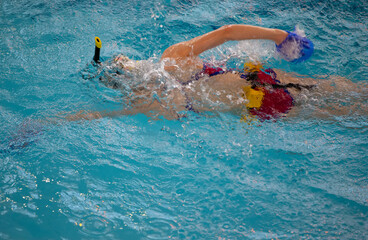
[201,64,294,120]
[247,70,294,120]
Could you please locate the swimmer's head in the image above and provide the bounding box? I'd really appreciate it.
[114,54,138,70]
[276,30,314,63]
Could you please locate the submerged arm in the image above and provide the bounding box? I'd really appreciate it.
[64,110,125,121]
[63,103,183,121]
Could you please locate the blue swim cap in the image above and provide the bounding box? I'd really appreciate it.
[276,30,314,63]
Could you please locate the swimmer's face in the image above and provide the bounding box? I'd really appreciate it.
[114,54,136,70]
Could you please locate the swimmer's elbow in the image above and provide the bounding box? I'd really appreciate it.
[162,42,192,59]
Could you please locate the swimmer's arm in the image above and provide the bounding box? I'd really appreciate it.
[63,110,126,121]
[161,25,288,59]
[63,108,166,121]
[63,107,182,121]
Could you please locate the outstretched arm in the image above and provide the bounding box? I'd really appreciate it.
[161,25,288,60]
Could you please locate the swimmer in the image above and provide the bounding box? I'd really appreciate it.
[66,24,367,121]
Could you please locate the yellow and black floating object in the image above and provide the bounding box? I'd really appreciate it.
[93,37,102,63]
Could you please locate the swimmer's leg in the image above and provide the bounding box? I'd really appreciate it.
[314,102,368,117]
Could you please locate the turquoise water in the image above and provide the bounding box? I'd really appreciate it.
[1,0,368,239]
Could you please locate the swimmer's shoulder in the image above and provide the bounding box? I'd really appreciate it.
[161,40,204,73]
[162,42,192,60]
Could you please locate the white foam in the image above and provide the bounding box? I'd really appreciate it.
[235,40,275,63]
[294,25,306,37]
[279,39,302,62]
[200,39,276,69]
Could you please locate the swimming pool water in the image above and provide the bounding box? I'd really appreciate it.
[1,0,368,239]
